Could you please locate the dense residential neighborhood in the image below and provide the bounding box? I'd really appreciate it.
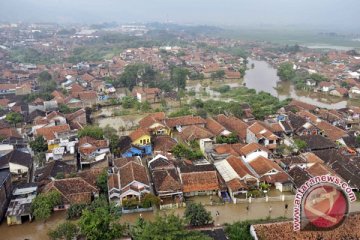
[0,21,360,239]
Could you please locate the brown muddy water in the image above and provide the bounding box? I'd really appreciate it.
[2,201,360,240]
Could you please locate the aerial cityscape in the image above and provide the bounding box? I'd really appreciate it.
[0,1,360,239]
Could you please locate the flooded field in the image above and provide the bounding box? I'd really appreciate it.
[244,58,349,109]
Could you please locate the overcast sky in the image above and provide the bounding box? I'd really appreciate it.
[0,0,359,31]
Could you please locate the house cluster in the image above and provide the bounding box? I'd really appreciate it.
[105,99,360,208]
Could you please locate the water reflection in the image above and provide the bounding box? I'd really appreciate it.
[244,58,348,109]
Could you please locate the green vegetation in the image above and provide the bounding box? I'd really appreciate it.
[96,170,109,195]
[277,62,296,81]
[212,85,231,93]
[171,67,189,90]
[210,70,225,80]
[216,133,239,144]
[37,71,57,93]
[29,136,48,153]
[184,203,213,227]
[172,143,203,160]
[31,191,62,221]
[79,197,124,240]
[112,64,157,90]
[66,203,88,219]
[78,125,104,140]
[131,214,211,240]
[168,107,192,118]
[277,62,329,90]
[121,96,138,109]
[294,139,308,151]
[58,104,81,114]
[9,47,60,64]
[48,221,78,240]
[5,112,23,126]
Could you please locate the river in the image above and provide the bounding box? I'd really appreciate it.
[244,58,348,109]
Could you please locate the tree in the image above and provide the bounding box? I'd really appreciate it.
[171,67,189,90]
[48,221,78,240]
[294,139,307,151]
[131,214,211,240]
[184,203,213,227]
[34,152,46,167]
[210,70,225,80]
[78,125,104,140]
[31,191,62,221]
[5,112,23,126]
[216,133,239,144]
[141,193,160,208]
[225,221,253,240]
[277,62,295,81]
[30,136,48,153]
[103,125,120,152]
[79,198,124,240]
[96,170,108,195]
[122,96,137,109]
[37,71,57,92]
[66,203,87,219]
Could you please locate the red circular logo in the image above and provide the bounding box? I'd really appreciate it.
[303,184,348,230]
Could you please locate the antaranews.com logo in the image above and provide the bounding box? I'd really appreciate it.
[293,175,356,231]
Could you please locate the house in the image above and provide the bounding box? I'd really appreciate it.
[138,112,170,136]
[165,115,206,132]
[213,114,248,142]
[205,117,232,137]
[129,128,152,155]
[152,135,177,153]
[115,136,143,158]
[34,161,76,189]
[178,125,215,142]
[296,135,337,151]
[239,143,270,162]
[6,183,38,225]
[306,79,316,87]
[330,87,348,97]
[248,156,292,192]
[108,157,150,207]
[319,81,335,92]
[132,87,161,103]
[0,150,33,183]
[246,122,280,150]
[78,136,110,169]
[313,149,360,190]
[179,163,220,197]
[0,170,12,221]
[287,112,320,136]
[43,177,99,210]
[148,155,183,208]
[34,124,71,149]
[214,159,250,202]
[349,86,360,99]
[65,109,87,129]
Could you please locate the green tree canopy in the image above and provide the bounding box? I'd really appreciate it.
[131,214,211,240]
[37,71,57,92]
[48,221,78,240]
[294,139,308,151]
[30,136,48,153]
[184,203,213,227]
[31,191,62,221]
[79,197,124,240]
[5,112,23,126]
[78,125,104,140]
[277,62,295,81]
[171,67,189,90]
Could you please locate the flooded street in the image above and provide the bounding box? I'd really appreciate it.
[3,201,359,239]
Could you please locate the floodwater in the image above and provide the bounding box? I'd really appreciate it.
[0,211,67,240]
[2,201,360,239]
[244,58,348,109]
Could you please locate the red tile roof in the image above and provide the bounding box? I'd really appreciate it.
[35,124,71,140]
